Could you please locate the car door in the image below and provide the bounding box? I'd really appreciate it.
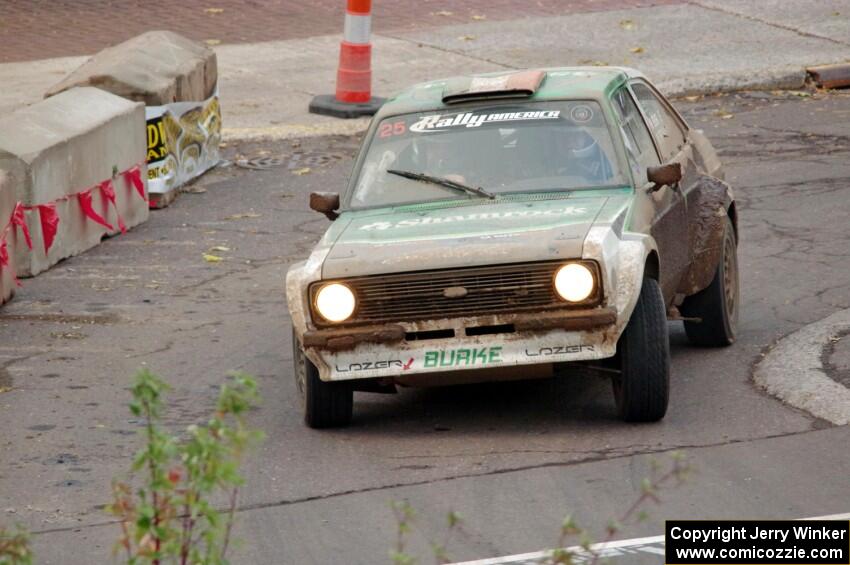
[610,85,688,303]
[630,80,701,294]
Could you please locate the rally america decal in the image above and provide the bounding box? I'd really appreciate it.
[410,110,561,132]
[359,206,588,231]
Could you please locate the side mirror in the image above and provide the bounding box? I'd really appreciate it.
[309,191,340,220]
[646,163,682,193]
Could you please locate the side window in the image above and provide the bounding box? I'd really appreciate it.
[631,82,686,161]
[611,87,660,184]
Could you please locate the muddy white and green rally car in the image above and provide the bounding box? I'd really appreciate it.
[286,67,739,428]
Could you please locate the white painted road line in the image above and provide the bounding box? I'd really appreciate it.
[754,308,850,425]
[450,513,850,565]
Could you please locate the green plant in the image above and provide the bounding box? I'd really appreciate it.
[108,369,263,564]
[545,451,690,565]
[389,452,690,564]
[0,524,32,565]
[390,501,462,565]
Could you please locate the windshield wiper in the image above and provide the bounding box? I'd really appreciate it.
[386,169,496,200]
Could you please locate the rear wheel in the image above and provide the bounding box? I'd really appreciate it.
[680,216,738,347]
[612,277,670,422]
[292,329,352,428]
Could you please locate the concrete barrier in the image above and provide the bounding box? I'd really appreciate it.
[45,31,220,209]
[45,30,217,104]
[0,171,19,305]
[0,87,148,277]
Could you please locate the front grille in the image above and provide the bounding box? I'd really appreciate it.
[310,261,600,326]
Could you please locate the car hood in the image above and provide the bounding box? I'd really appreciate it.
[321,192,627,279]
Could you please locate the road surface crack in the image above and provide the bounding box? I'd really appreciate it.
[688,1,850,48]
[376,32,517,71]
[27,427,833,538]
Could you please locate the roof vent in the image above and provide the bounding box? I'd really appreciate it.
[442,70,546,104]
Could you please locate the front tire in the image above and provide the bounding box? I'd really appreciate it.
[292,329,352,428]
[612,277,670,422]
[680,216,739,347]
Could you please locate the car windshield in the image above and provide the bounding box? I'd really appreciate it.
[350,101,627,208]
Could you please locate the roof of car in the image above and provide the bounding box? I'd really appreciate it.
[373,66,648,119]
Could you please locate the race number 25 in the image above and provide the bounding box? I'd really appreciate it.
[379,121,406,138]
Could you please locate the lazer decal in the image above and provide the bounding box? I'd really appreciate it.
[359,207,588,230]
[336,358,415,373]
[424,347,503,368]
[410,110,561,133]
[525,345,596,357]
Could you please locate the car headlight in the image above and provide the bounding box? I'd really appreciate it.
[314,283,356,323]
[554,263,595,303]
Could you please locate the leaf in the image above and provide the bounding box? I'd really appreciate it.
[224,212,261,220]
[204,7,224,14]
[292,167,311,176]
[471,14,486,20]
[561,514,581,535]
[203,253,223,263]
[630,46,645,54]
[458,35,477,41]
[205,39,222,46]
[208,246,231,252]
[433,10,453,16]
[619,19,636,30]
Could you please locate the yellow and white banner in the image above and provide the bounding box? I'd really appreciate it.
[145,91,221,195]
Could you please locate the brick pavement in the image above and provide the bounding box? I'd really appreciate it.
[0,0,680,63]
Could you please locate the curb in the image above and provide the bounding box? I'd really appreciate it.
[222,118,372,142]
[754,309,850,426]
[221,66,821,143]
[659,68,807,98]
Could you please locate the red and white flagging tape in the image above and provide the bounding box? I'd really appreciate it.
[0,164,146,286]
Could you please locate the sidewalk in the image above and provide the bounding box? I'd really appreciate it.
[0,0,679,63]
[0,0,847,141]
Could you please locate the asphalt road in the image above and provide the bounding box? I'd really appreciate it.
[1,89,849,564]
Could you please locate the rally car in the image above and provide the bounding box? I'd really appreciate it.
[286,67,738,428]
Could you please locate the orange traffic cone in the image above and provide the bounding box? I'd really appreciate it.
[309,0,384,118]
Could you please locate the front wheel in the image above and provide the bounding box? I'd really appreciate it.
[612,277,670,422]
[292,329,353,428]
[680,216,739,347]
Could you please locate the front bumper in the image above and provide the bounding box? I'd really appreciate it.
[303,307,618,381]
[288,226,657,382]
